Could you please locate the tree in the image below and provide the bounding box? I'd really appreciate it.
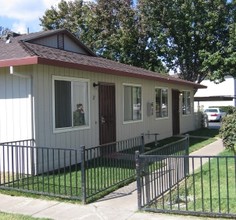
[39,0,166,73]
[201,0,236,83]
[39,0,90,37]
[138,0,234,83]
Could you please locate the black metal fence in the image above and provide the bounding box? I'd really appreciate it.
[0,139,82,200]
[0,136,143,203]
[82,136,143,201]
[136,153,236,218]
[136,136,189,210]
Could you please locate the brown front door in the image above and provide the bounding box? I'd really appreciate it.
[172,90,180,135]
[99,83,116,145]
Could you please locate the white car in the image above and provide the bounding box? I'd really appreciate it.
[204,108,226,122]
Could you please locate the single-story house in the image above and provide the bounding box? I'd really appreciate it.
[0,29,205,173]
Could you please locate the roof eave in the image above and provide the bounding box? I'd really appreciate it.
[37,58,206,89]
[0,56,39,67]
[0,56,206,89]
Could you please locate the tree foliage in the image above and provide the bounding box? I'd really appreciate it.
[139,0,235,83]
[40,0,235,82]
[200,0,236,83]
[40,0,166,73]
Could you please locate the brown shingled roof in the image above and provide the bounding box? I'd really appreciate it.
[0,29,206,89]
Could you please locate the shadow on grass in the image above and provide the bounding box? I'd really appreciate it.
[145,127,219,153]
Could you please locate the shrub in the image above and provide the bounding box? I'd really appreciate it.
[219,109,236,155]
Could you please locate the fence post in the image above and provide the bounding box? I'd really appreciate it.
[135,151,142,210]
[154,133,159,147]
[81,145,86,204]
[184,134,190,176]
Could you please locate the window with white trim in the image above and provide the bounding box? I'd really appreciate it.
[124,85,142,121]
[155,87,168,118]
[53,76,89,130]
[182,91,191,115]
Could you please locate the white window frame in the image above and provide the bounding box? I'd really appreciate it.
[182,90,191,115]
[52,76,90,133]
[155,87,169,119]
[123,83,143,123]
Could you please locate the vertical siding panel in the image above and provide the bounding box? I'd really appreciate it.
[0,69,7,141]
[31,64,195,151]
[43,65,51,147]
[0,67,32,142]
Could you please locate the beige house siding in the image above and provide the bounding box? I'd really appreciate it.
[29,64,196,150]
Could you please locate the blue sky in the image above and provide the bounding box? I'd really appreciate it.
[0,0,89,34]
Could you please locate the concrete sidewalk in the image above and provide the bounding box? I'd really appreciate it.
[0,139,225,220]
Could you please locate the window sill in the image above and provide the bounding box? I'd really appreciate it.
[53,125,90,134]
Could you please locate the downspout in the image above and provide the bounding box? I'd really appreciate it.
[9,66,35,144]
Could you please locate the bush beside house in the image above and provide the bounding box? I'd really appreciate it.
[219,107,236,155]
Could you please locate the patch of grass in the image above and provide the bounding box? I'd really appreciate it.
[145,127,218,153]
[188,127,219,153]
[155,150,236,215]
[187,154,236,213]
[186,128,219,138]
[0,127,219,203]
[0,157,136,203]
[0,212,50,220]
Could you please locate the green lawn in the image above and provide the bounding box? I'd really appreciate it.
[0,127,220,202]
[145,127,219,153]
[0,212,50,220]
[186,127,219,138]
[155,149,236,216]
[186,151,236,214]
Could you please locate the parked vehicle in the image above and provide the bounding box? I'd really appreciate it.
[204,108,226,122]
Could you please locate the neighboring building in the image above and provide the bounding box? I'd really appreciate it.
[194,76,236,111]
[0,29,205,173]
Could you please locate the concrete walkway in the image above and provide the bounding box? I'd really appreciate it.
[0,139,225,220]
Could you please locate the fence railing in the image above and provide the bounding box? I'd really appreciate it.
[136,136,189,210]
[0,136,143,203]
[136,153,236,218]
[0,139,82,200]
[82,135,143,201]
